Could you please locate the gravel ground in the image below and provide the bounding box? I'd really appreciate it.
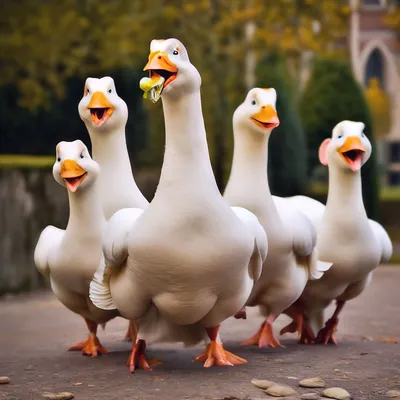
[0,266,399,400]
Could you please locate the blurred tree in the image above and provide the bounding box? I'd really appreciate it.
[300,58,380,220]
[0,0,350,188]
[0,69,147,159]
[364,77,391,138]
[385,1,400,37]
[256,51,307,196]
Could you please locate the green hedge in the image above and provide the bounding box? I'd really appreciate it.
[300,58,380,220]
[256,52,307,196]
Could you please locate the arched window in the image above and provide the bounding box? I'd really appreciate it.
[364,48,384,87]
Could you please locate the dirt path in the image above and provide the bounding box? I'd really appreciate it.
[1,266,400,400]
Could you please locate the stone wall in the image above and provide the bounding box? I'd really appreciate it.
[0,168,68,294]
[0,167,160,295]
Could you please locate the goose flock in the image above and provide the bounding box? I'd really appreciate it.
[34,38,393,373]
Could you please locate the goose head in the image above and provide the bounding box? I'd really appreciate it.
[53,140,100,193]
[318,120,372,172]
[140,38,201,102]
[78,77,128,132]
[233,88,280,136]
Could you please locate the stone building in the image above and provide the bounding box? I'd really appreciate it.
[350,0,400,185]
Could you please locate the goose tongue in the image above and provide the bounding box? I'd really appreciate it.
[342,150,363,172]
[140,74,165,103]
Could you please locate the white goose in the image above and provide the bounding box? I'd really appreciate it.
[78,77,148,340]
[78,76,148,219]
[224,88,331,348]
[280,120,392,344]
[34,140,118,356]
[90,38,268,372]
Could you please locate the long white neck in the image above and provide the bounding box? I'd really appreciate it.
[225,124,272,203]
[86,124,148,213]
[65,181,105,237]
[156,91,218,192]
[88,127,133,182]
[324,166,367,222]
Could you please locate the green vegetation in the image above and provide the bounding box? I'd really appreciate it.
[0,155,54,169]
[300,58,380,220]
[256,52,307,196]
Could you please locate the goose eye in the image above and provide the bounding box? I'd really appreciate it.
[337,134,343,139]
[57,157,61,162]
[173,50,179,55]
[108,89,112,93]
[86,89,90,95]
[251,100,256,105]
[80,153,84,159]
[361,133,365,138]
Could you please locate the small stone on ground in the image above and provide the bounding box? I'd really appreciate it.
[251,379,277,390]
[323,387,350,400]
[0,376,10,384]
[387,391,400,398]
[299,378,326,389]
[265,384,298,397]
[42,392,75,400]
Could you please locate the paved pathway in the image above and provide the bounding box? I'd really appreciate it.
[1,266,400,400]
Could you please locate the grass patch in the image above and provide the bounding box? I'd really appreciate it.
[0,155,54,169]
[381,186,400,202]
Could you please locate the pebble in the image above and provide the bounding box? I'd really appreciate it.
[265,384,298,397]
[0,376,10,384]
[42,392,75,400]
[299,377,326,389]
[301,394,320,400]
[323,387,350,400]
[251,378,276,390]
[387,391,400,398]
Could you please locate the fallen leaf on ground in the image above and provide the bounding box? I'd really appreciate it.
[42,392,75,400]
[379,337,399,344]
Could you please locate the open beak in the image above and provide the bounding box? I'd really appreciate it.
[140,51,178,102]
[337,136,366,172]
[251,105,280,130]
[87,92,114,127]
[60,159,87,192]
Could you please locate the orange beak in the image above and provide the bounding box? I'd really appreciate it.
[337,136,366,172]
[251,105,280,130]
[60,159,87,193]
[143,51,178,88]
[87,91,114,127]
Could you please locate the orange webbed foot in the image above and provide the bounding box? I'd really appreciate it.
[193,341,247,368]
[68,334,109,357]
[126,339,162,373]
[241,322,284,348]
[315,317,338,345]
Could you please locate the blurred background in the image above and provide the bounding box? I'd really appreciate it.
[0,0,399,295]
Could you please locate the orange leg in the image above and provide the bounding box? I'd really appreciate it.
[316,300,345,345]
[234,306,247,320]
[280,311,315,345]
[241,316,283,348]
[68,319,108,357]
[126,338,162,373]
[193,326,247,368]
[124,321,138,342]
